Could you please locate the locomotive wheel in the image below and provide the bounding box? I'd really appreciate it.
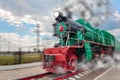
[69,58,78,72]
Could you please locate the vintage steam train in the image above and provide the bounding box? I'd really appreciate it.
[43,11,120,73]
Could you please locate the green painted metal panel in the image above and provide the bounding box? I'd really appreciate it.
[84,42,92,61]
[100,30,114,45]
[76,31,84,40]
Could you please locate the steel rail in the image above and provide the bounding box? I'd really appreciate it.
[54,69,86,80]
[19,72,52,80]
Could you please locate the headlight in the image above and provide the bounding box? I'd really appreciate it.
[54,11,59,17]
[54,11,63,17]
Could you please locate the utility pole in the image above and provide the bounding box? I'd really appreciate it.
[36,24,40,52]
[8,41,10,53]
[18,47,21,64]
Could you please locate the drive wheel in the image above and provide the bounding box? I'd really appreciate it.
[69,58,78,72]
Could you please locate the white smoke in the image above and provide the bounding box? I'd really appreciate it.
[54,66,66,74]
[60,0,114,27]
[78,52,120,70]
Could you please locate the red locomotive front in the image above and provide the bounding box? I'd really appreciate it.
[43,47,79,73]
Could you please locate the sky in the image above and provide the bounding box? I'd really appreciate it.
[0,0,120,51]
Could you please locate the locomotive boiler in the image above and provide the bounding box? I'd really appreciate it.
[43,11,117,73]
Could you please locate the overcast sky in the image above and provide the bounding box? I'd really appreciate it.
[0,0,120,51]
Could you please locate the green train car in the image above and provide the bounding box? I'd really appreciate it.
[54,17,116,61]
[43,12,120,73]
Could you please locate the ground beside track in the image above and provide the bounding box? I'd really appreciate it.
[1,65,120,80]
[94,65,120,80]
[0,65,47,80]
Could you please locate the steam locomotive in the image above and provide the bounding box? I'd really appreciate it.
[43,11,120,73]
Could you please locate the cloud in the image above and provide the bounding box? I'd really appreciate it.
[0,0,68,36]
[0,33,35,51]
[108,28,120,41]
[0,32,57,51]
[0,8,41,26]
[108,28,120,36]
[114,10,120,21]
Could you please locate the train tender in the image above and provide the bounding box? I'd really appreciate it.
[43,11,119,73]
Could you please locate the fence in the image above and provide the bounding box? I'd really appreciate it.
[0,51,43,65]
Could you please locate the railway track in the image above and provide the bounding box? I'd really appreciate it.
[19,72,52,80]
[19,59,119,80]
[18,69,89,80]
[54,69,87,80]
[54,67,111,80]
[18,67,112,80]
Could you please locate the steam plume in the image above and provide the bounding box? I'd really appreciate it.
[61,0,113,27]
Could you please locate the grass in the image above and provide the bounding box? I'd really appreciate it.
[0,53,42,65]
[0,55,15,65]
